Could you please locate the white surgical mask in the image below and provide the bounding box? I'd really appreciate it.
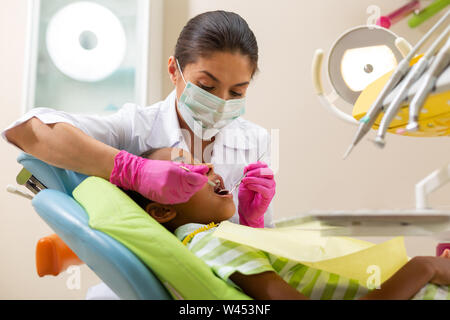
[176,59,246,140]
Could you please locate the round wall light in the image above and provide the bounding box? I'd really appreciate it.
[46,1,127,82]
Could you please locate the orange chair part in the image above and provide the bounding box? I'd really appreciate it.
[36,233,83,277]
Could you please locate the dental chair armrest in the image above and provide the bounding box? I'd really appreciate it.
[36,233,83,277]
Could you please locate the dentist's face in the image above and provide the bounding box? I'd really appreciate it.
[168,51,253,102]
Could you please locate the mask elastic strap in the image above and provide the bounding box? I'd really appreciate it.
[175,58,187,85]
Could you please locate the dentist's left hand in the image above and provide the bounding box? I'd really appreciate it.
[238,162,276,228]
[110,150,209,204]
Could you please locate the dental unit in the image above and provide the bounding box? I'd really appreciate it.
[344,10,450,158]
[407,36,450,133]
[374,25,450,147]
[309,9,450,253]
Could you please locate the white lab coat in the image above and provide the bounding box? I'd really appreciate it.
[2,90,275,299]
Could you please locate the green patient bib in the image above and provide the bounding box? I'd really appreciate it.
[72,176,250,300]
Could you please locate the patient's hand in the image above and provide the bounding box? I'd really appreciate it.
[440,249,450,259]
[229,271,308,300]
[427,254,450,286]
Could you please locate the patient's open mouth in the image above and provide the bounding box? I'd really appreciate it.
[212,176,230,196]
[214,186,230,195]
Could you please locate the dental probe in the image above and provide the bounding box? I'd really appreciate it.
[229,151,267,194]
[374,26,450,147]
[343,10,450,159]
[229,174,246,194]
[406,37,450,132]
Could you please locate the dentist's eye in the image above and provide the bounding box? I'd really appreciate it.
[199,84,214,91]
[230,91,242,97]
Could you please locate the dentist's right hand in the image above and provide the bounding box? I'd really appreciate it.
[109,150,209,204]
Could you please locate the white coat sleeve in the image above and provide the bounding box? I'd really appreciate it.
[1,103,145,154]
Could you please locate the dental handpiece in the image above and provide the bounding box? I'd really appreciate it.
[375,26,450,147]
[407,37,450,132]
[343,60,410,159]
[343,10,450,159]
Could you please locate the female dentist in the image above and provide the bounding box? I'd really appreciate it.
[2,10,276,228]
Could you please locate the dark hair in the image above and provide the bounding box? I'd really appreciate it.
[175,10,259,76]
[124,188,153,212]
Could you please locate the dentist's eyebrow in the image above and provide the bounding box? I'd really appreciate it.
[200,70,249,87]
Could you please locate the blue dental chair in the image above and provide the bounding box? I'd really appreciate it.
[16,152,172,300]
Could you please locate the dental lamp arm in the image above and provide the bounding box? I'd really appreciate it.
[395,37,413,58]
[415,163,450,210]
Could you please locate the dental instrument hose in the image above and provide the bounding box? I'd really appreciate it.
[374,25,450,146]
[407,37,450,132]
[343,10,450,159]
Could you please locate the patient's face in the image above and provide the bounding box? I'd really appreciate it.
[145,147,236,227]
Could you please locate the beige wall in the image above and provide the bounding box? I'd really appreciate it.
[0,0,447,299]
[0,0,102,299]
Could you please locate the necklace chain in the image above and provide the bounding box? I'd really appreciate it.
[182,222,218,246]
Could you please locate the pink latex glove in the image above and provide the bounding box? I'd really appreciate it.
[110,150,209,204]
[238,162,276,228]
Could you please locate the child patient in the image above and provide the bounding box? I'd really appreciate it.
[125,147,450,300]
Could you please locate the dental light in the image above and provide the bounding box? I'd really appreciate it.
[312,25,411,126]
[342,10,450,157]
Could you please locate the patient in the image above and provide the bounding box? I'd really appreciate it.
[125,147,450,300]
[124,147,237,231]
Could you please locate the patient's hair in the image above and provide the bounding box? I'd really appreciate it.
[123,188,153,211]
